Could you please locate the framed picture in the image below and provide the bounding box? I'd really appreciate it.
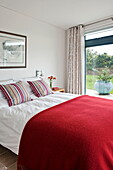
[0,31,27,68]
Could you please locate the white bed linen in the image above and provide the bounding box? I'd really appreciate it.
[0,92,78,155]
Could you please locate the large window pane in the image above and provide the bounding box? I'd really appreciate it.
[86,44,113,94]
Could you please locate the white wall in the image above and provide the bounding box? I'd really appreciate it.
[0,7,66,88]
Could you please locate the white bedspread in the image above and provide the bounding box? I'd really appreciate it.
[0,92,78,154]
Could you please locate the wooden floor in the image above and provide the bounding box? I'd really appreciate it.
[0,145,17,170]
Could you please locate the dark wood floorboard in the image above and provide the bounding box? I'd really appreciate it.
[0,145,17,170]
[7,162,17,170]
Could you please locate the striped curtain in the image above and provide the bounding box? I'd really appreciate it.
[67,25,85,95]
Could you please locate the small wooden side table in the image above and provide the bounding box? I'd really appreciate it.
[52,87,65,93]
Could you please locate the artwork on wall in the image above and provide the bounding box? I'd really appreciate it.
[0,31,27,68]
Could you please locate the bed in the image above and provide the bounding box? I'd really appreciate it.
[1,78,113,170]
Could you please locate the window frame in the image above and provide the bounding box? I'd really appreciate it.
[85,35,113,48]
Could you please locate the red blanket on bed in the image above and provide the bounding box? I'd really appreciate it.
[17,95,113,170]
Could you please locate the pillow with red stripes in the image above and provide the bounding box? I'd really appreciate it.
[0,81,31,106]
[28,79,52,97]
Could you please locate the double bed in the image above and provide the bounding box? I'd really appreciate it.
[0,78,113,170]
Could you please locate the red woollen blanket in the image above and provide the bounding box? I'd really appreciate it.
[17,95,113,170]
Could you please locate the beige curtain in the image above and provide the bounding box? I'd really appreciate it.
[67,25,85,94]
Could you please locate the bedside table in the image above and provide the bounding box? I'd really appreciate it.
[52,88,65,93]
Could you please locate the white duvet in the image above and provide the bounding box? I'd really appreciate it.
[0,92,78,155]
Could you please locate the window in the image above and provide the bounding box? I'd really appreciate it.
[85,28,113,95]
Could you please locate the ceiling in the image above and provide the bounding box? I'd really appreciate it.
[0,0,113,29]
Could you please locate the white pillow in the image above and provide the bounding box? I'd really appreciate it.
[0,79,14,84]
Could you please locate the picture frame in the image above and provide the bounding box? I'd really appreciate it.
[0,31,27,68]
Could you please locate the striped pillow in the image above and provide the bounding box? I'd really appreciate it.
[28,80,52,97]
[0,81,31,106]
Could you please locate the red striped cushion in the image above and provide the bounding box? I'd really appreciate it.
[0,81,31,106]
[28,80,52,97]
